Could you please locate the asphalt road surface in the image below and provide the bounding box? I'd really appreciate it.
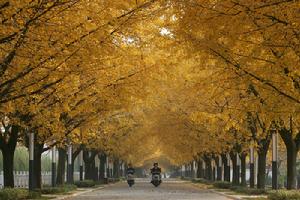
[72,179,230,200]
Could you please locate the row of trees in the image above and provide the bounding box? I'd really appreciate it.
[0,147,51,171]
[152,0,300,190]
[0,0,163,189]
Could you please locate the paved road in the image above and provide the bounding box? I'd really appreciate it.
[72,179,230,200]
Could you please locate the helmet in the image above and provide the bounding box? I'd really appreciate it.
[153,162,158,166]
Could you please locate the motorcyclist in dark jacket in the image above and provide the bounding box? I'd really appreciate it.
[150,163,162,183]
[127,164,135,175]
[127,163,135,187]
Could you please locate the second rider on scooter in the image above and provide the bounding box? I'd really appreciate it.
[150,162,162,187]
[127,163,135,187]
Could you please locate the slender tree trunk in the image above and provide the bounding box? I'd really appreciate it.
[34,143,44,189]
[56,148,66,185]
[196,159,204,178]
[0,125,19,188]
[214,157,222,181]
[83,150,97,180]
[113,159,120,178]
[212,165,216,181]
[279,128,299,190]
[184,164,188,177]
[84,159,95,180]
[257,148,268,189]
[84,161,91,180]
[71,147,81,183]
[70,162,74,183]
[65,156,74,184]
[91,159,96,181]
[222,154,230,182]
[95,165,99,182]
[240,153,246,186]
[191,161,194,178]
[286,144,297,189]
[230,152,238,185]
[120,161,124,177]
[204,156,212,180]
[2,147,15,187]
[99,154,106,182]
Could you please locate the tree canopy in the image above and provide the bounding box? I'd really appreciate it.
[1,1,300,185]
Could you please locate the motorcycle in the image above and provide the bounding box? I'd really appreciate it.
[127,174,135,187]
[151,173,161,187]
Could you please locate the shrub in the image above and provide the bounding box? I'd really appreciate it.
[41,187,64,194]
[64,184,77,191]
[230,186,267,195]
[0,188,28,200]
[41,184,77,194]
[181,176,192,181]
[268,190,300,200]
[0,188,42,200]
[213,181,232,189]
[74,180,95,188]
[28,190,41,199]
[192,178,212,184]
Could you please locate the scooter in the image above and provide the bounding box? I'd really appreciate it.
[151,173,161,187]
[127,174,135,187]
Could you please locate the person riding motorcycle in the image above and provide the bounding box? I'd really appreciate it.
[127,164,135,187]
[127,164,135,175]
[150,163,162,184]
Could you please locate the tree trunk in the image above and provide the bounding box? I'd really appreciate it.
[84,158,95,180]
[212,166,216,181]
[113,159,120,178]
[230,152,238,185]
[91,159,96,181]
[71,147,81,183]
[240,153,247,186]
[204,156,212,180]
[184,164,188,177]
[214,157,221,181]
[0,125,19,188]
[286,142,297,189]
[196,159,204,178]
[120,161,124,177]
[279,128,299,190]
[34,143,44,189]
[257,148,268,189]
[191,161,194,178]
[2,147,15,187]
[222,154,230,182]
[83,150,97,180]
[99,154,106,182]
[56,148,66,185]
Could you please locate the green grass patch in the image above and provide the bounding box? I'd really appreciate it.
[41,184,77,194]
[230,186,267,195]
[268,190,300,200]
[0,188,42,200]
[192,178,213,185]
[213,181,232,189]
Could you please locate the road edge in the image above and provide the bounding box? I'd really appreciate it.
[209,189,241,200]
[52,184,111,200]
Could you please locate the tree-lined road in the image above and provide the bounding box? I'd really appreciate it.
[72,179,229,200]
